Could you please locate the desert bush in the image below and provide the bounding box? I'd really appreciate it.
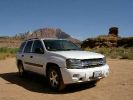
[0,47,18,60]
[84,47,133,60]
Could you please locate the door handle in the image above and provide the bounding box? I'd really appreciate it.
[30,56,33,58]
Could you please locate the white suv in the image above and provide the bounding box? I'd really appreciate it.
[16,38,109,90]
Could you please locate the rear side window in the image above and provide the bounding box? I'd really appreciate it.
[24,41,33,53]
[18,42,26,53]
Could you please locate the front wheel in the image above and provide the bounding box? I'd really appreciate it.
[47,67,65,91]
[91,80,100,86]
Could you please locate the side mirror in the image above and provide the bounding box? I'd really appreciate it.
[35,48,44,54]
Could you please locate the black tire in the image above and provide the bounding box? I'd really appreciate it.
[18,62,25,77]
[91,80,100,86]
[47,66,65,91]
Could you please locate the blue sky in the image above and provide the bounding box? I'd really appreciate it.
[0,0,133,40]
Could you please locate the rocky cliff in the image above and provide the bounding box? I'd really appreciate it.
[81,27,133,48]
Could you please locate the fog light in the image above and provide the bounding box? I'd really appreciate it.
[73,74,79,78]
[106,72,109,76]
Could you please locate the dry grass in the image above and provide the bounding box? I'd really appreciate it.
[0,47,18,60]
[85,47,133,60]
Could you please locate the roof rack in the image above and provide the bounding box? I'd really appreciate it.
[26,38,39,40]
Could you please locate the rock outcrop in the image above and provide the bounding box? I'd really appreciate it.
[108,27,118,37]
[81,27,133,48]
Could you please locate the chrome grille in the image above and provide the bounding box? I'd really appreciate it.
[81,58,105,68]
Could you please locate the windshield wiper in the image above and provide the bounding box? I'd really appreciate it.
[48,48,81,51]
[48,49,64,51]
[63,49,81,51]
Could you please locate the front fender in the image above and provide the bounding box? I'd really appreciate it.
[46,56,66,68]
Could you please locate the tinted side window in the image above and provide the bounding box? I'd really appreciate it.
[19,42,26,53]
[24,41,33,53]
[32,40,44,54]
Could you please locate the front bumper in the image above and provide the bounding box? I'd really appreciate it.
[60,64,109,84]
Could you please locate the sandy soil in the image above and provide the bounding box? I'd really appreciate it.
[0,58,133,100]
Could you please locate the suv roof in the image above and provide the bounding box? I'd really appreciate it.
[25,38,67,41]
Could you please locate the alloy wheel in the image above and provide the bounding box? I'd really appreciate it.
[49,70,59,88]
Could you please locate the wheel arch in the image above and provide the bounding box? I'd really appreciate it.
[46,63,60,75]
[17,59,23,67]
[46,62,65,90]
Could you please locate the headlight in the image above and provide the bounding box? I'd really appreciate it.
[103,57,106,64]
[66,59,83,69]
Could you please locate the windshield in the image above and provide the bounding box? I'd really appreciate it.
[43,40,81,51]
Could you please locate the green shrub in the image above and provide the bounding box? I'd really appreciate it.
[0,47,18,60]
[84,47,133,60]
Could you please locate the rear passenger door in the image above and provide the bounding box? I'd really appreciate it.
[22,40,35,72]
[30,40,45,74]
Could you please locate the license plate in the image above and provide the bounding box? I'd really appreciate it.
[93,71,102,78]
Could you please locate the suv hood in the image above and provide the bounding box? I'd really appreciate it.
[51,51,104,59]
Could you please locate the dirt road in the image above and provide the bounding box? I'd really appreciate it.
[0,58,133,100]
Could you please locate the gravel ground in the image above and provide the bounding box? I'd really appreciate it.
[0,58,133,100]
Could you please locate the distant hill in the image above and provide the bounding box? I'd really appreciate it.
[0,28,81,48]
[0,36,21,48]
[26,28,80,44]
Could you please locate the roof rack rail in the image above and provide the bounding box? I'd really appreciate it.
[26,38,39,40]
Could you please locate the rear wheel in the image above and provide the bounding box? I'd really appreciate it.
[18,62,25,77]
[47,66,65,91]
